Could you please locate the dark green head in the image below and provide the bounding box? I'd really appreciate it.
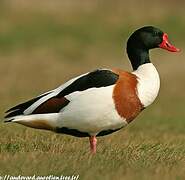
[126,26,180,70]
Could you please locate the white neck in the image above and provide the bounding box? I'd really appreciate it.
[132,63,160,107]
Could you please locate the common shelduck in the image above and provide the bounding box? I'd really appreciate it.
[4,26,180,153]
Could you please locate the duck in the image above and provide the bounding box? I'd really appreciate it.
[4,26,180,153]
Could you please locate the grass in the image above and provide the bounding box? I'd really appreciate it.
[1,1,185,179]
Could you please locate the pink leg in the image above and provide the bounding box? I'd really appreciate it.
[89,136,97,154]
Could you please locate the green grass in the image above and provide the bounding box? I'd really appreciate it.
[1,125,185,179]
[1,1,185,179]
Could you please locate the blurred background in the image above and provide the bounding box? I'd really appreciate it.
[1,0,185,179]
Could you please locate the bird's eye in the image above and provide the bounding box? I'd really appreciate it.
[153,31,158,36]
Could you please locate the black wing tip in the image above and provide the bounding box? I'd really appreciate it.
[4,114,12,119]
[5,102,25,113]
[4,112,11,119]
[5,93,50,115]
[5,103,25,114]
[4,113,16,122]
[4,109,23,119]
[5,108,15,113]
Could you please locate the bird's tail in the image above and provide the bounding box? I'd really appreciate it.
[4,113,59,131]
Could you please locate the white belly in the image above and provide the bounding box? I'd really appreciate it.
[132,63,160,107]
[58,86,128,135]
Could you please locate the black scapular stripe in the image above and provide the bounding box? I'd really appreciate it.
[57,69,119,97]
[4,93,51,118]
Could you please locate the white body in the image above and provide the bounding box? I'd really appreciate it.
[9,63,160,136]
[60,86,127,135]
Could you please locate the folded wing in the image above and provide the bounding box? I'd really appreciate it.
[5,69,119,119]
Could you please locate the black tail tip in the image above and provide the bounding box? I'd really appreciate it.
[4,119,13,123]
